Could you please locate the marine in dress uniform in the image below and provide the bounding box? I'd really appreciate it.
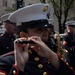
[0,13,17,55]
[0,3,75,75]
[0,32,15,55]
[47,21,57,53]
[62,21,75,70]
[44,19,57,53]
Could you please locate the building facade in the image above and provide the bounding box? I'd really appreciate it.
[0,0,40,16]
[0,0,75,31]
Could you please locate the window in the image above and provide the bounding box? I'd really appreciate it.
[12,4,16,8]
[3,0,7,7]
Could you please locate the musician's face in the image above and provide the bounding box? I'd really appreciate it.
[26,28,49,42]
[66,25,75,33]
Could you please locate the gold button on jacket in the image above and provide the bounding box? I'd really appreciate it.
[38,64,43,69]
[13,70,16,75]
[43,72,47,75]
[34,57,39,61]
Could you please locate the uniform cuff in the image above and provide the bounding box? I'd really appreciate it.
[8,64,26,75]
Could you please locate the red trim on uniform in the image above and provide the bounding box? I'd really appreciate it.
[57,54,75,74]
[62,41,67,46]
[2,51,14,58]
[13,64,20,75]
[0,70,7,75]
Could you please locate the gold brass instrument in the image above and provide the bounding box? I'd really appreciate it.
[54,31,68,61]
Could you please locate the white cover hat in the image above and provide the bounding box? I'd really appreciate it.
[1,13,11,22]
[8,3,51,27]
[65,20,75,26]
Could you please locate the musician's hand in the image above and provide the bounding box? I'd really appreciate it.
[14,38,29,71]
[30,36,51,58]
[30,36,60,69]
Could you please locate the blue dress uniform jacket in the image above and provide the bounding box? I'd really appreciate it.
[62,32,75,70]
[0,50,75,75]
[0,32,15,55]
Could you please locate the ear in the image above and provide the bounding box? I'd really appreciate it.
[19,31,27,37]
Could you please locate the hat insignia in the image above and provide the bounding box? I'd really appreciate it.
[17,22,22,26]
[43,6,48,12]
